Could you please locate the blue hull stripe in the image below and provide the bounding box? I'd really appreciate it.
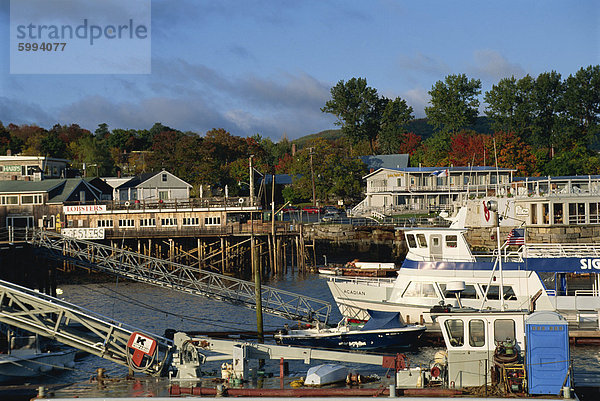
[402,258,597,274]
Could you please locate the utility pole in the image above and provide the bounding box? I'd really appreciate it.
[309,147,316,206]
[249,155,255,207]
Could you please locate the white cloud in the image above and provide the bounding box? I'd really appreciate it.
[398,52,449,75]
[470,50,526,80]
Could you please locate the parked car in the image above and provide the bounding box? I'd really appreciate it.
[302,206,322,214]
[321,211,345,222]
[323,205,342,213]
[281,205,299,212]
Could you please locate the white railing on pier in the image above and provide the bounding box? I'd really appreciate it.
[26,229,331,324]
[522,243,600,258]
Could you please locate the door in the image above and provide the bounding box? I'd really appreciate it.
[430,234,443,261]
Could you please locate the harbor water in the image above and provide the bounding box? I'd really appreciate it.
[3,272,600,399]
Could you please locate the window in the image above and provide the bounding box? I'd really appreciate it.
[159,191,169,200]
[591,203,600,224]
[568,203,586,224]
[439,283,479,299]
[162,173,167,182]
[161,218,178,227]
[432,236,440,247]
[469,319,485,347]
[531,203,537,225]
[494,319,515,343]
[482,285,516,300]
[204,216,221,226]
[140,218,156,227]
[416,234,427,248]
[553,203,563,224]
[183,217,199,226]
[402,282,437,298]
[405,234,417,248]
[445,319,464,347]
[1,195,19,205]
[445,235,457,248]
[97,219,113,228]
[118,219,135,228]
[542,203,549,224]
[21,194,43,204]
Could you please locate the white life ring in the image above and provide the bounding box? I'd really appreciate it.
[124,201,131,207]
[238,198,245,204]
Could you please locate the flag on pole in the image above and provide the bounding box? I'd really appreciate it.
[506,228,525,245]
[431,169,448,177]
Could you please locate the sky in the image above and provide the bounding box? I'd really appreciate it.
[0,0,599,141]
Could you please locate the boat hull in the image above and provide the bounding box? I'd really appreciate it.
[276,326,425,350]
[0,349,76,383]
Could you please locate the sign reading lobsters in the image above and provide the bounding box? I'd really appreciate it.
[63,205,107,214]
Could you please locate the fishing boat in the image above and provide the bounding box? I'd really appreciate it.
[274,310,425,350]
[0,333,76,383]
[327,225,600,325]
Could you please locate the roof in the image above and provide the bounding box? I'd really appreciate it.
[0,156,70,163]
[116,172,156,189]
[0,179,65,193]
[116,170,192,189]
[363,165,516,179]
[360,154,409,170]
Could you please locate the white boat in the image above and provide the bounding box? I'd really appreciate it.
[0,334,76,383]
[327,226,600,325]
[274,310,425,350]
[304,363,348,386]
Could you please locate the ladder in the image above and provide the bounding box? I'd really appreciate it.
[29,229,331,324]
[0,279,172,376]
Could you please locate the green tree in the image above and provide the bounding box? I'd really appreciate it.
[425,74,482,134]
[321,77,383,154]
[285,138,366,204]
[95,123,110,137]
[561,65,600,150]
[530,71,563,149]
[377,97,414,154]
[69,135,114,176]
[484,75,535,141]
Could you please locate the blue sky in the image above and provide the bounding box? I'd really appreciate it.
[1,0,598,140]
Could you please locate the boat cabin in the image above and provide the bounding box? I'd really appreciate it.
[403,228,475,262]
[435,310,570,395]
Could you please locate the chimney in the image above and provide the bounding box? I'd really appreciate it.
[370,168,374,173]
[6,149,11,156]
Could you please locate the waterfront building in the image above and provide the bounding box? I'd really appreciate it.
[0,178,108,229]
[111,170,192,203]
[0,155,69,181]
[463,175,600,228]
[352,166,515,216]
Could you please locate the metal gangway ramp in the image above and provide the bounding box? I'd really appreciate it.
[0,279,172,376]
[28,229,331,324]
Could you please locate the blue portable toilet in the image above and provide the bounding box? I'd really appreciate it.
[525,311,570,395]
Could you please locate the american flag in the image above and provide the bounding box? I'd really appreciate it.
[506,228,525,245]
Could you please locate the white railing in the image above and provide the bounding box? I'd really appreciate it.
[328,276,396,287]
[523,243,600,258]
